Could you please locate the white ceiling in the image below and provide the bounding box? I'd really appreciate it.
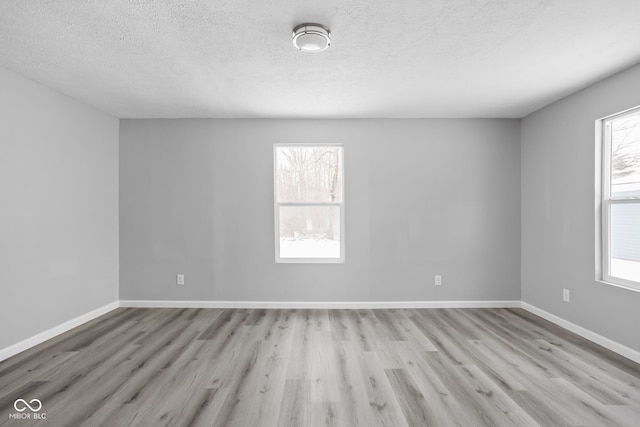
[1,0,639,119]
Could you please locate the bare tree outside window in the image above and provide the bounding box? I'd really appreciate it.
[611,113,640,195]
[274,145,344,261]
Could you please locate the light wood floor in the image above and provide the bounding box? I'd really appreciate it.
[1,308,639,426]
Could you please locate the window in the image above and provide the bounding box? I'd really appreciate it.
[274,144,344,263]
[600,106,640,290]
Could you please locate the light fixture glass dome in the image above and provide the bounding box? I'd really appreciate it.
[292,23,331,52]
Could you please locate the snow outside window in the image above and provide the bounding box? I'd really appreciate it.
[274,144,344,263]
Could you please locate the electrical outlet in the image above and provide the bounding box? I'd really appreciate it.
[563,289,570,302]
[435,275,442,286]
[177,274,185,286]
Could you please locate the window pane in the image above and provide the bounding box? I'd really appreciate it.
[279,206,341,259]
[610,203,640,283]
[610,111,640,198]
[276,146,343,203]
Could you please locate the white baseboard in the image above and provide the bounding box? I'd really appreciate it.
[0,300,517,362]
[119,300,521,309]
[4,300,637,366]
[0,301,120,362]
[521,302,640,365]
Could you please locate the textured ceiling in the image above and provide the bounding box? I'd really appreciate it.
[1,0,639,118]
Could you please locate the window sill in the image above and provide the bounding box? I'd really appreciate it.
[276,258,345,264]
[596,279,640,293]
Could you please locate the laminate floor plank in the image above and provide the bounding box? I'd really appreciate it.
[390,341,471,426]
[376,340,412,370]
[455,309,560,380]
[409,310,474,365]
[211,340,262,427]
[52,325,203,426]
[549,377,636,427]
[330,342,374,427]
[309,309,331,333]
[328,310,350,342]
[452,364,539,426]
[310,401,339,427]
[436,308,481,341]
[277,379,310,427]
[1,307,639,426]
[355,351,409,427]
[480,308,640,387]
[476,308,542,341]
[462,339,529,392]
[253,309,284,342]
[372,310,408,342]
[0,351,78,398]
[507,308,640,376]
[344,311,378,355]
[533,338,635,405]
[350,309,386,353]
[422,350,505,426]
[508,389,575,427]
[388,310,438,352]
[0,308,139,379]
[385,368,436,427]
[286,311,313,380]
[141,365,217,427]
[456,309,556,375]
[243,312,297,427]
[309,331,341,402]
[506,360,629,425]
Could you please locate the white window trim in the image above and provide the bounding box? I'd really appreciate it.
[273,143,345,264]
[598,106,640,292]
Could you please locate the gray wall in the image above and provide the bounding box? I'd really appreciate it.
[0,67,119,350]
[521,63,640,352]
[120,119,521,302]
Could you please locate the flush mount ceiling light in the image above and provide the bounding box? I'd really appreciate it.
[292,23,331,52]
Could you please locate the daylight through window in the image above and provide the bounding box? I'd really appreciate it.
[274,145,344,262]
[601,107,640,289]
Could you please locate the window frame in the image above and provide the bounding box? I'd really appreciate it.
[273,143,345,264]
[599,106,640,292]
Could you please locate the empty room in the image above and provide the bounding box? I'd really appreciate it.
[1,1,640,426]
